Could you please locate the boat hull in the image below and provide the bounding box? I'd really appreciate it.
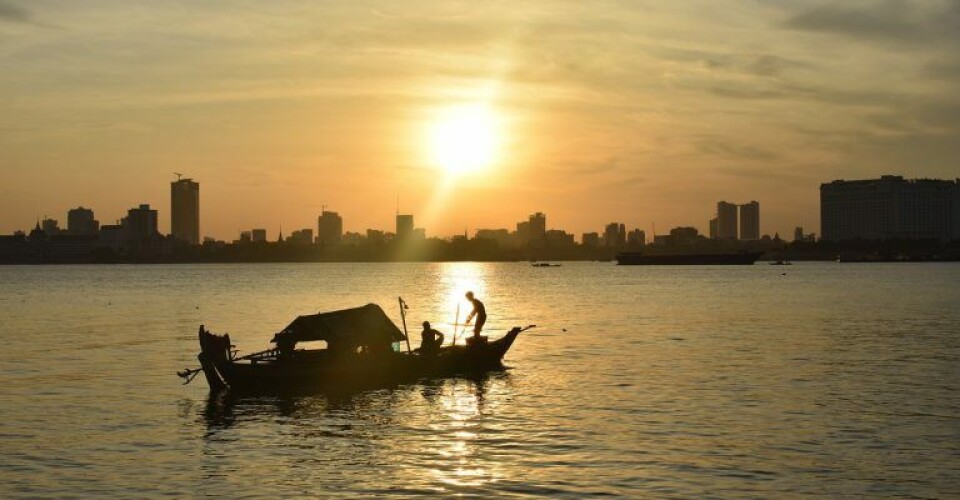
[615,252,762,265]
[198,329,522,393]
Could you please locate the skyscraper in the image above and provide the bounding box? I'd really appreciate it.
[739,201,760,240]
[717,201,738,240]
[171,178,200,245]
[67,207,99,235]
[317,211,343,245]
[396,214,414,239]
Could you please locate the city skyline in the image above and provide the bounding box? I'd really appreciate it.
[7,174,772,244]
[3,2,959,240]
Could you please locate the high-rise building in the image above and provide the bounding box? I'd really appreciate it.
[68,207,99,235]
[603,222,626,247]
[528,212,546,241]
[171,178,200,245]
[709,217,718,239]
[396,214,414,239]
[717,201,738,240]
[821,175,960,241]
[123,204,158,242]
[739,201,760,240]
[317,211,343,245]
[251,229,267,242]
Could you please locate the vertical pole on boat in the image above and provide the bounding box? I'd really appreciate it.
[398,297,412,353]
[452,303,460,346]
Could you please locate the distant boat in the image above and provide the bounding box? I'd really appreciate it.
[615,251,762,265]
[179,303,534,393]
[770,259,792,265]
[531,262,561,267]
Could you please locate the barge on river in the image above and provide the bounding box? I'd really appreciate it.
[615,251,763,265]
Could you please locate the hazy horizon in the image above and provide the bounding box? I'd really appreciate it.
[3,1,959,240]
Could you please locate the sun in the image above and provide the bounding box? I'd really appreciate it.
[427,103,501,175]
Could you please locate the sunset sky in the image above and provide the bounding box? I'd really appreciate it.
[2,1,958,240]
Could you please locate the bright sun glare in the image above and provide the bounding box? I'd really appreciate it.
[427,104,500,175]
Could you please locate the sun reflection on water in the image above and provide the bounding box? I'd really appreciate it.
[438,262,488,330]
[429,379,500,488]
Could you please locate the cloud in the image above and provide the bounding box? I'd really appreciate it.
[0,0,29,23]
[784,0,960,45]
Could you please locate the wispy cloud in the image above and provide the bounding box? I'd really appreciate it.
[0,0,29,23]
[784,0,960,45]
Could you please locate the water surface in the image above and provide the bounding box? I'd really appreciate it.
[1,262,958,497]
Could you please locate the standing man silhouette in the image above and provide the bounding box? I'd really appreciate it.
[464,291,487,341]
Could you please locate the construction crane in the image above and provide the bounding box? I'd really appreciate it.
[174,172,183,181]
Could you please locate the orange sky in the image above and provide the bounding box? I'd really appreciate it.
[2,1,959,240]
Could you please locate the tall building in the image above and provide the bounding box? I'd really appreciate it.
[528,212,546,241]
[396,214,414,239]
[123,204,158,242]
[821,175,960,242]
[251,229,267,242]
[739,201,760,240]
[603,222,626,247]
[171,178,200,245]
[67,207,99,235]
[317,211,343,245]
[717,201,738,240]
[709,217,718,239]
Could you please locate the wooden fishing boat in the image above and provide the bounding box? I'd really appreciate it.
[179,303,532,392]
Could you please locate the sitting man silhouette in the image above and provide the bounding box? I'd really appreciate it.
[419,321,445,354]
